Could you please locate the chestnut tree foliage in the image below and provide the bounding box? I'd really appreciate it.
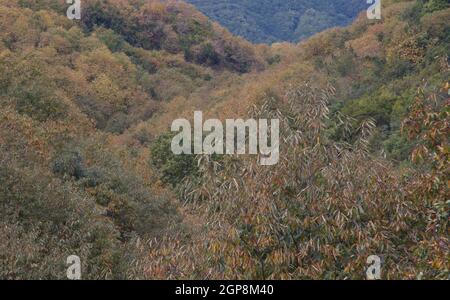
[145,84,448,279]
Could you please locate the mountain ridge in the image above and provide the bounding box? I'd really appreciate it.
[186,0,368,43]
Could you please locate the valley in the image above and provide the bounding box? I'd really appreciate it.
[0,0,448,279]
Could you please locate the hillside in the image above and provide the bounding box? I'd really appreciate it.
[186,0,367,43]
[0,0,449,279]
[0,0,268,279]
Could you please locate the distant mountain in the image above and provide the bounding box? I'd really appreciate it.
[186,0,368,43]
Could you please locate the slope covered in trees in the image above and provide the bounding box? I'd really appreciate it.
[0,0,448,279]
[186,0,367,43]
[0,0,268,279]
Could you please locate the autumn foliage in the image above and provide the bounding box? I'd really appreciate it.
[0,0,448,279]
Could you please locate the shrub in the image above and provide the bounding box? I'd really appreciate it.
[267,54,282,65]
[195,42,220,66]
[15,93,67,122]
[150,133,199,187]
[51,150,86,180]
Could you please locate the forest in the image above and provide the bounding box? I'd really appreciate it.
[186,0,367,43]
[0,0,448,279]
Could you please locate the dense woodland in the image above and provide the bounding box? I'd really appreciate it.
[0,0,448,279]
[186,0,367,43]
